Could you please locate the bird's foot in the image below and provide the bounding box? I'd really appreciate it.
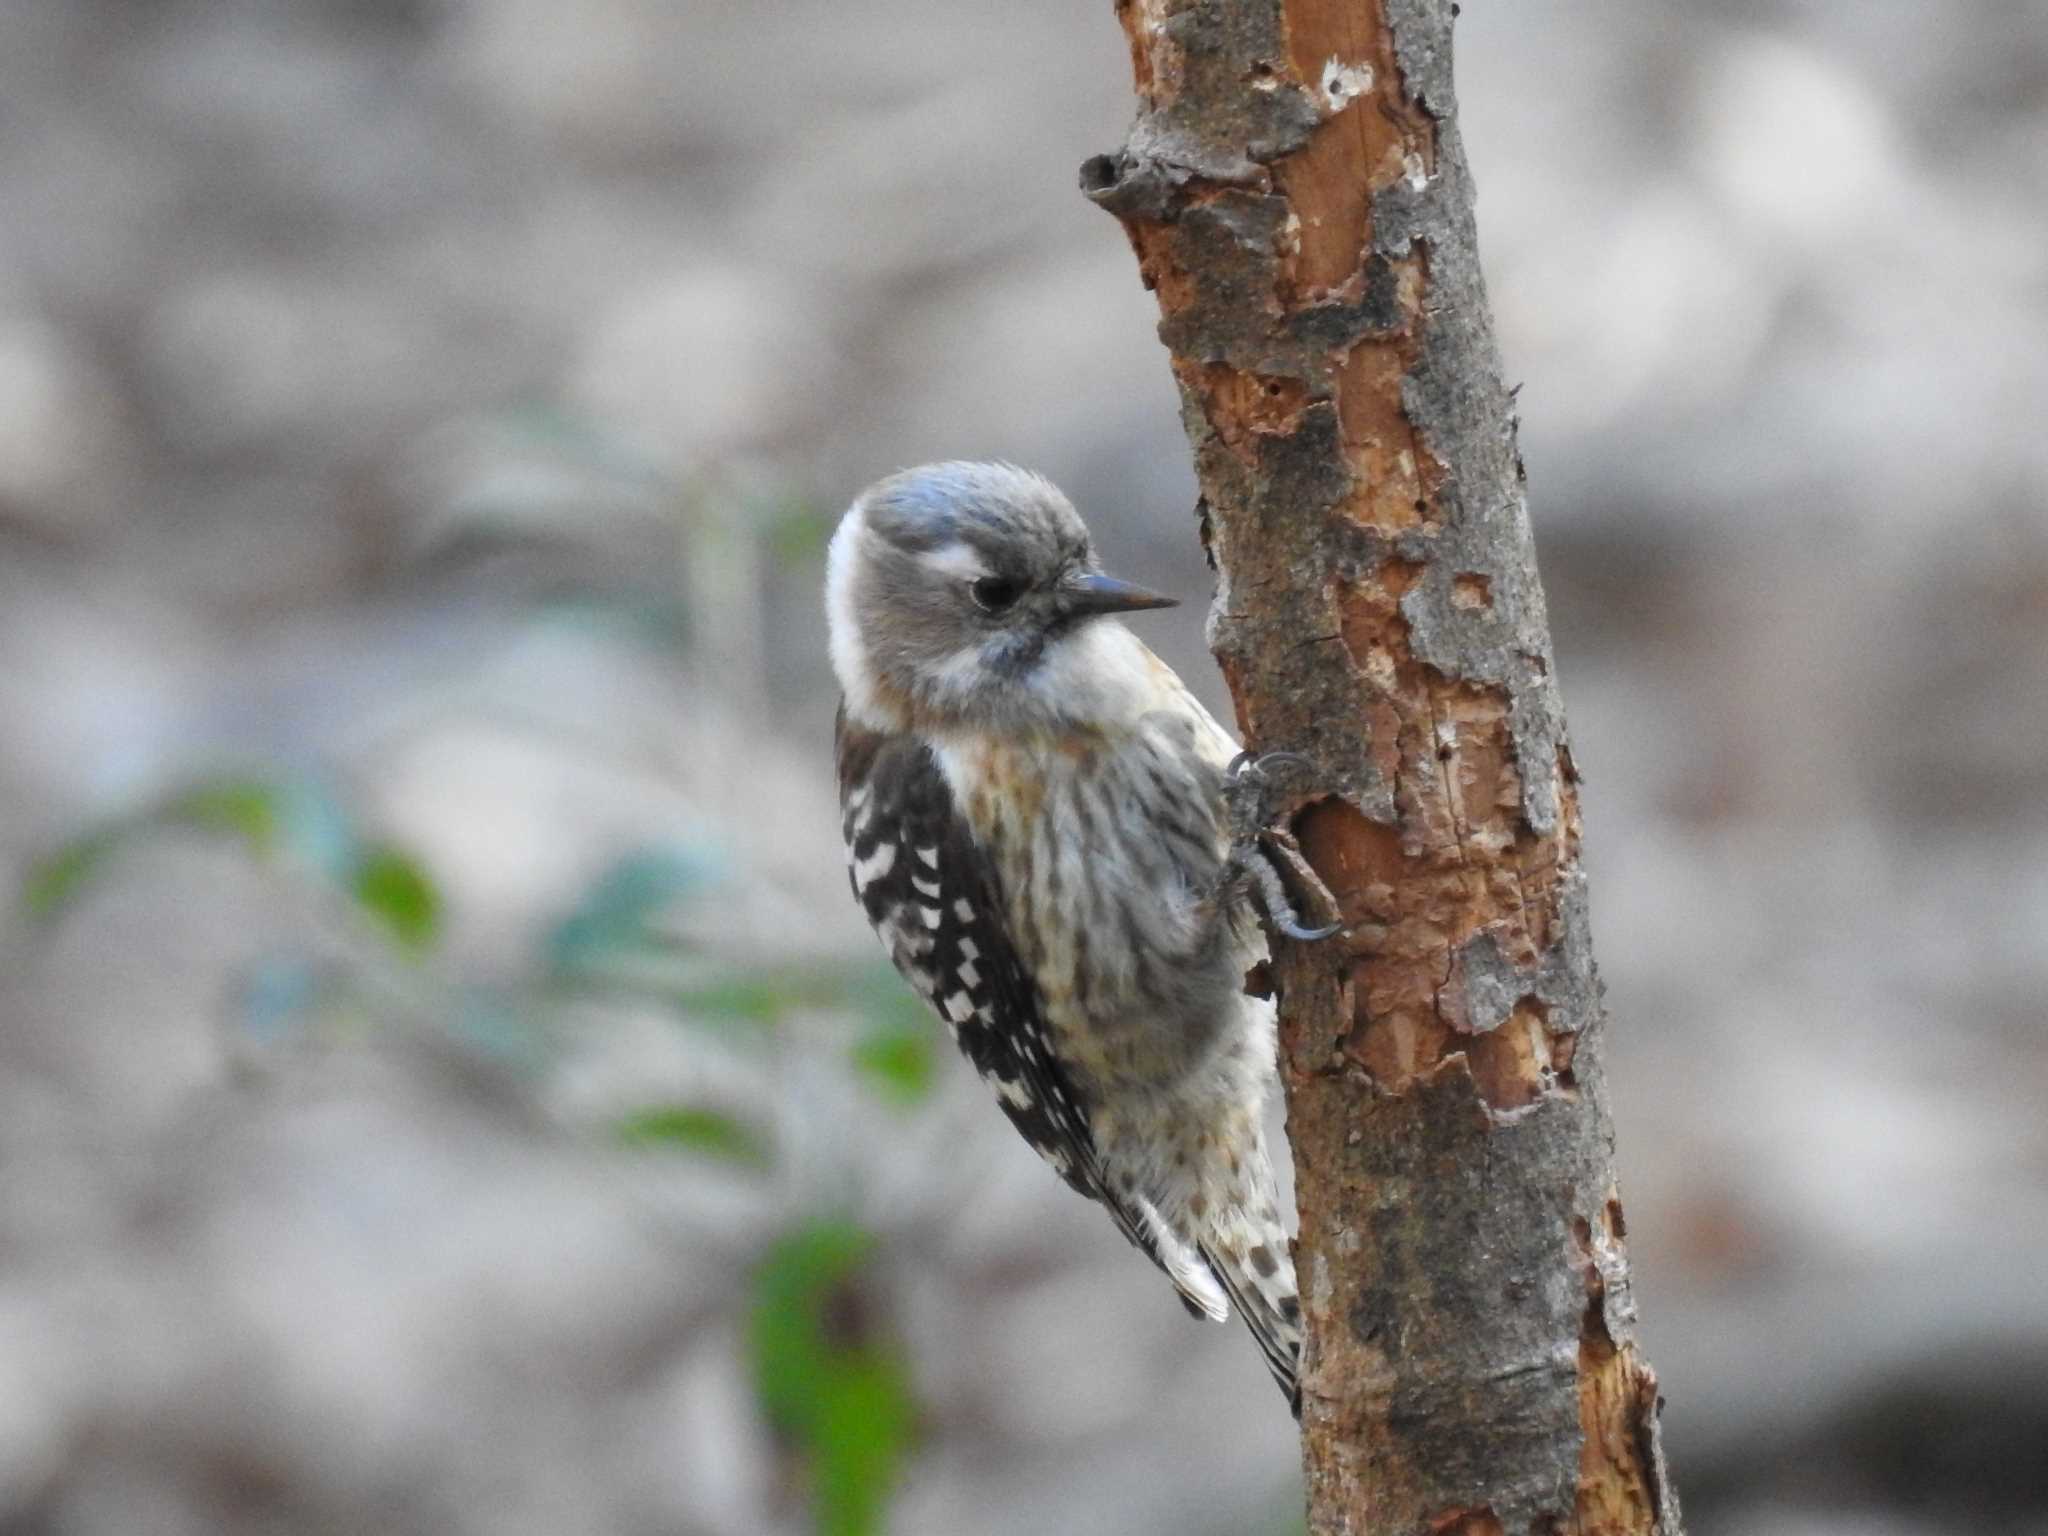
[1224,751,1343,943]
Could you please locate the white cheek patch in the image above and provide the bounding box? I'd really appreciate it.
[925,642,992,698]
[917,540,993,583]
[1013,621,1160,726]
[827,502,889,726]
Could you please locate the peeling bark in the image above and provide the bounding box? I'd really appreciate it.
[1083,3,1683,1532]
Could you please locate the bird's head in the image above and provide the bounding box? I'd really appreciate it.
[826,461,1177,733]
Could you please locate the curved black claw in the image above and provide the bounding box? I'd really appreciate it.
[1276,912,1343,943]
[1242,836,1343,945]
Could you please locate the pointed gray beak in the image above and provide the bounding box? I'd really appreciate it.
[1062,570,1179,617]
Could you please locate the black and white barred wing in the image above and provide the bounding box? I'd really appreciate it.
[835,708,1224,1319]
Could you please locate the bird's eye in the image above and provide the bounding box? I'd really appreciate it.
[970,575,1024,613]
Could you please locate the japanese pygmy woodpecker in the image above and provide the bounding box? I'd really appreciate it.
[827,461,1334,1409]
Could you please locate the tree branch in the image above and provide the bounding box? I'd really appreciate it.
[1083,2,1684,1531]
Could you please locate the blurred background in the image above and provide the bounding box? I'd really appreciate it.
[1,1,2044,1532]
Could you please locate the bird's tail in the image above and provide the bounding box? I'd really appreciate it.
[1202,1216,1303,1416]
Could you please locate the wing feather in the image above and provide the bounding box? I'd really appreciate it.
[836,704,1223,1316]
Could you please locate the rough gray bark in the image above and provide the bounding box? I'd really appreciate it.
[1082,2,1684,1532]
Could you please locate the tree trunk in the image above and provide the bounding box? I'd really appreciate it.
[1082,4,1683,1532]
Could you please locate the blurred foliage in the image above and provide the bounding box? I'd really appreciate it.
[763,493,836,567]
[22,829,122,921]
[26,781,933,1536]
[161,779,285,850]
[552,850,939,1108]
[24,776,278,917]
[846,969,940,1105]
[547,848,717,978]
[556,849,929,1535]
[750,1222,915,1536]
[22,776,439,956]
[351,842,442,953]
[615,1104,772,1166]
[850,1024,936,1106]
[497,404,675,491]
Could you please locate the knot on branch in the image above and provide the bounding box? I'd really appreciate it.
[1078,148,1187,223]
[1079,113,1284,222]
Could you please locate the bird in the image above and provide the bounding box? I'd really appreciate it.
[825,460,1335,1411]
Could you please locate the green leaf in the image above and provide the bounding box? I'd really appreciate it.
[811,1353,915,1536]
[842,964,939,1105]
[673,975,799,1025]
[851,1026,935,1106]
[749,1222,915,1536]
[750,1223,871,1428]
[21,779,449,965]
[21,827,122,919]
[615,1105,769,1167]
[23,777,290,921]
[161,779,283,852]
[350,843,442,953]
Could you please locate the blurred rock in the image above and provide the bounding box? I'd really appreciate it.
[0,315,125,539]
[0,1041,752,1536]
[567,266,837,476]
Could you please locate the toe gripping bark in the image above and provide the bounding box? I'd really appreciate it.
[1225,751,1343,944]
